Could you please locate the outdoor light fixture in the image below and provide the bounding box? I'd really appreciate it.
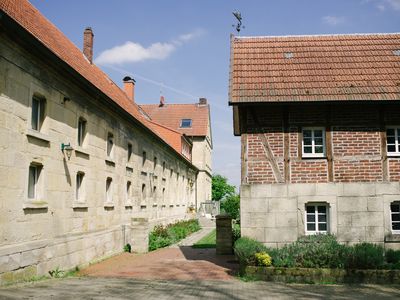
[61,143,73,160]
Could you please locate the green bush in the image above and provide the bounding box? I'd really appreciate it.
[148,219,201,251]
[386,249,400,264]
[234,237,267,266]
[346,243,385,269]
[221,194,240,220]
[232,223,241,243]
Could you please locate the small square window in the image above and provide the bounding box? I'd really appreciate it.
[78,118,87,147]
[387,128,400,156]
[391,202,400,232]
[302,128,326,158]
[28,164,41,199]
[305,203,329,234]
[31,95,45,131]
[180,119,192,128]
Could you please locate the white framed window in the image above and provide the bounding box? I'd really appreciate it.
[77,118,87,147]
[106,133,114,158]
[31,95,45,131]
[76,172,85,201]
[180,119,192,128]
[106,177,113,203]
[390,202,400,233]
[302,127,326,158]
[386,128,400,156]
[28,164,42,199]
[305,203,329,234]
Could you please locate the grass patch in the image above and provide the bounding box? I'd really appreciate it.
[192,229,216,248]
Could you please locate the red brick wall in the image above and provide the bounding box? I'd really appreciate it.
[243,104,400,184]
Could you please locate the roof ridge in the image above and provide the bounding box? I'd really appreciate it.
[235,32,400,39]
[140,103,199,106]
[148,119,183,135]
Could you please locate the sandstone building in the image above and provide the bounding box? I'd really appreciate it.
[229,33,400,249]
[0,0,207,282]
[140,98,213,209]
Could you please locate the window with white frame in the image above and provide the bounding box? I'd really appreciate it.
[77,118,87,147]
[31,95,45,131]
[76,172,85,201]
[28,164,42,199]
[106,177,113,203]
[305,204,329,234]
[391,202,400,232]
[387,128,400,156]
[302,128,326,158]
[107,133,114,158]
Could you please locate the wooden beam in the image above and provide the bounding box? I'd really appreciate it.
[241,134,248,184]
[379,106,388,182]
[326,106,333,182]
[283,107,290,183]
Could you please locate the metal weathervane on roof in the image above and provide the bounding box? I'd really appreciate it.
[232,10,244,34]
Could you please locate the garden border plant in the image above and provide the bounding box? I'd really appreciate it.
[149,219,201,251]
[234,235,400,284]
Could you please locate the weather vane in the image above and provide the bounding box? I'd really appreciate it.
[232,10,244,34]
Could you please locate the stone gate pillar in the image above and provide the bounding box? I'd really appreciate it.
[216,215,233,255]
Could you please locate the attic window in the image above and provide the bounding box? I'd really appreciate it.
[180,119,192,128]
[393,50,400,56]
[284,52,294,59]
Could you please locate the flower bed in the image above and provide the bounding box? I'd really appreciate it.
[234,235,400,284]
[149,219,201,251]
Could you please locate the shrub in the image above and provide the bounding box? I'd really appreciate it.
[221,194,240,220]
[234,237,267,266]
[346,243,385,269]
[232,223,241,243]
[386,249,400,264]
[148,219,201,251]
[255,252,272,267]
[123,243,131,253]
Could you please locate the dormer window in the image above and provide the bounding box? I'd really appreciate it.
[180,119,192,128]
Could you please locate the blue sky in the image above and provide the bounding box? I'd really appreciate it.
[31,0,400,189]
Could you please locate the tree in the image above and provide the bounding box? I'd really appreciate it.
[211,174,235,201]
[221,194,240,220]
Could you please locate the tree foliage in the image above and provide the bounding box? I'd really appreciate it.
[221,194,240,220]
[211,174,235,201]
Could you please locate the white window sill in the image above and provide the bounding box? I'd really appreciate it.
[302,155,326,159]
[387,153,400,157]
[305,231,328,235]
[72,201,88,209]
[26,130,51,143]
[23,200,48,209]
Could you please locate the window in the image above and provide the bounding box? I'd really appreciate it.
[141,184,146,199]
[28,164,41,199]
[180,119,192,128]
[153,186,157,198]
[142,151,147,166]
[162,188,165,203]
[391,202,400,232]
[106,177,113,203]
[154,156,157,170]
[305,204,328,234]
[126,181,132,202]
[302,128,325,158]
[127,143,133,162]
[76,172,84,201]
[77,118,87,147]
[107,133,114,158]
[387,128,400,156]
[31,95,45,131]
[162,162,166,173]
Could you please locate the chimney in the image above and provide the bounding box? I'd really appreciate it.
[83,27,94,64]
[159,95,165,107]
[123,76,136,102]
[199,97,207,105]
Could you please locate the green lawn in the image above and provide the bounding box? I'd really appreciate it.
[192,229,216,248]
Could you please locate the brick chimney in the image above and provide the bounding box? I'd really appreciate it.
[123,76,136,102]
[83,27,94,64]
[159,95,165,107]
[199,98,207,105]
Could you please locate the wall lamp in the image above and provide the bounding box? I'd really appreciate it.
[61,143,73,160]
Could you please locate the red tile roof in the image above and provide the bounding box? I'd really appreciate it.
[229,34,400,103]
[140,104,210,137]
[0,0,192,163]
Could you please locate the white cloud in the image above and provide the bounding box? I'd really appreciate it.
[322,16,345,26]
[363,0,400,11]
[385,0,400,10]
[95,29,205,65]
